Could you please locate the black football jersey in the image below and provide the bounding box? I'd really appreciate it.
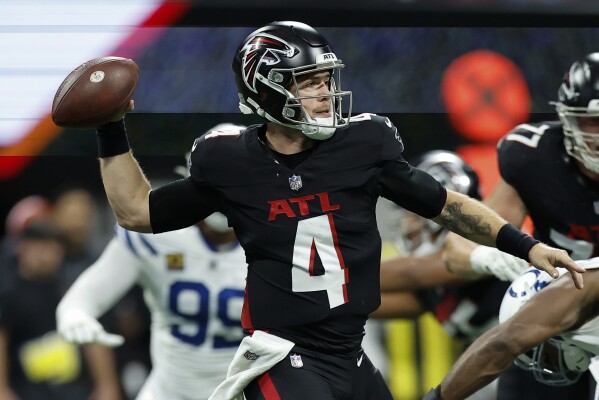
[188,114,446,352]
[499,121,599,259]
[417,278,510,344]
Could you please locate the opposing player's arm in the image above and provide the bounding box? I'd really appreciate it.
[438,269,599,400]
[0,329,17,400]
[56,236,142,346]
[432,190,585,289]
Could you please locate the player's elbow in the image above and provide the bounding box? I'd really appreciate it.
[115,207,152,233]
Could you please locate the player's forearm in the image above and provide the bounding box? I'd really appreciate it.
[0,331,11,390]
[82,345,122,394]
[100,153,152,232]
[433,190,506,247]
[440,327,516,400]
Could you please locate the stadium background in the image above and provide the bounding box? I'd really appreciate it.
[1,0,599,398]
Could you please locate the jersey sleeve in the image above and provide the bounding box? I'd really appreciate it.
[379,160,447,218]
[149,177,221,234]
[497,125,541,187]
[57,230,143,319]
[370,114,405,161]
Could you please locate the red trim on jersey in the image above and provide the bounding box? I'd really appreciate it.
[241,285,254,333]
[327,214,349,302]
[257,372,282,400]
[309,239,317,276]
[434,294,459,322]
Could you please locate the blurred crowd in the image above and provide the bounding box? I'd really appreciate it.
[0,188,150,400]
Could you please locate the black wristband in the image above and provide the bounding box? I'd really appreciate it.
[96,119,130,158]
[496,223,540,262]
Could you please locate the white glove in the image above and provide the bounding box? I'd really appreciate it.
[57,309,124,347]
[470,245,530,282]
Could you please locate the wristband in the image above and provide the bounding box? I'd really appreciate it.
[96,119,130,158]
[496,223,539,262]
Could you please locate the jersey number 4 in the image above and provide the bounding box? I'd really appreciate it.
[291,214,349,309]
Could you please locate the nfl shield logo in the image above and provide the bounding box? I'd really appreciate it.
[290,354,303,368]
[289,175,302,191]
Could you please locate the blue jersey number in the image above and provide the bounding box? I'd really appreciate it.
[169,281,244,348]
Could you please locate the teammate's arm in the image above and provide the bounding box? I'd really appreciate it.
[435,269,599,400]
[371,292,425,319]
[380,249,474,292]
[432,190,585,289]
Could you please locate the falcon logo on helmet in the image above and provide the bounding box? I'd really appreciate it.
[240,33,295,94]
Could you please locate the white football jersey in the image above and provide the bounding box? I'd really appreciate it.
[85,225,247,399]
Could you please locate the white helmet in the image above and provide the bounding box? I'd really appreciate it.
[499,267,592,386]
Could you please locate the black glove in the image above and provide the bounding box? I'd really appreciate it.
[422,385,442,400]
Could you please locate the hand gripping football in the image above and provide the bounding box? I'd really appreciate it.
[52,57,138,128]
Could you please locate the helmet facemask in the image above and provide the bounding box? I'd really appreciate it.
[515,339,590,386]
[268,58,352,140]
[234,23,353,141]
[556,102,599,174]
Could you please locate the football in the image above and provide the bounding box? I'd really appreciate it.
[52,57,138,128]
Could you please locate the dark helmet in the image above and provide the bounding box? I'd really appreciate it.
[416,150,482,200]
[554,53,599,173]
[394,151,481,253]
[232,21,352,140]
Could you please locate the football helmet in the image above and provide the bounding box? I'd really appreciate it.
[499,267,592,386]
[394,151,481,254]
[232,21,352,140]
[554,53,599,174]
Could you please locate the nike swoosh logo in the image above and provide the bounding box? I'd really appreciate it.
[357,354,364,367]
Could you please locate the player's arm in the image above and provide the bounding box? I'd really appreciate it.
[432,269,599,400]
[56,237,142,347]
[97,105,216,233]
[380,249,474,292]
[432,189,585,289]
[371,292,425,319]
[0,330,19,400]
[82,345,123,400]
[444,177,529,279]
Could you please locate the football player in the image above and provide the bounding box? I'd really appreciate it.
[423,258,599,400]
[374,151,525,400]
[93,21,583,399]
[56,130,248,400]
[443,52,599,400]
[375,151,523,343]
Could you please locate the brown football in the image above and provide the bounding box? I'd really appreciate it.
[52,57,138,128]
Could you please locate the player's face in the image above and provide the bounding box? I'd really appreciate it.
[290,71,332,119]
[577,116,599,151]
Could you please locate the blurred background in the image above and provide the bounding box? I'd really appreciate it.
[2,0,599,399]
